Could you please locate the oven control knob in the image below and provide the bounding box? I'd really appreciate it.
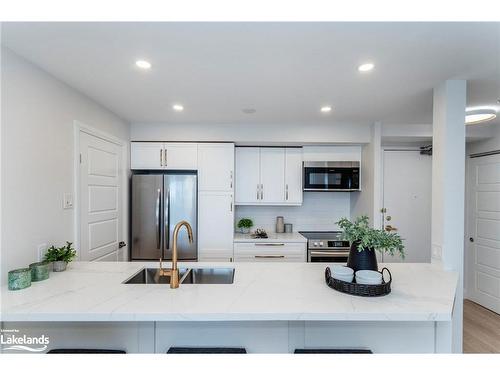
[318,242,324,247]
[313,242,319,247]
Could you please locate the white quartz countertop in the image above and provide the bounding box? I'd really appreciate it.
[1,261,457,322]
[234,232,307,243]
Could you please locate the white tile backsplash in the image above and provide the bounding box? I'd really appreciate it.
[235,192,350,232]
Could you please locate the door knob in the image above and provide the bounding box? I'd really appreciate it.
[385,225,398,232]
[119,241,127,248]
[469,237,474,243]
[386,215,392,221]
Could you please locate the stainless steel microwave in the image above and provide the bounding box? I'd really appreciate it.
[303,161,360,191]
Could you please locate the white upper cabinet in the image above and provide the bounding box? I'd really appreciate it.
[198,143,235,191]
[235,147,261,204]
[130,142,197,170]
[284,148,303,204]
[260,148,285,204]
[130,142,164,170]
[235,147,303,205]
[163,143,198,170]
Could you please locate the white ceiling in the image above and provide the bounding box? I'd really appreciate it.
[2,22,500,125]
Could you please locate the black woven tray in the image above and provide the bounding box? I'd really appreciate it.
[325,267,392,297]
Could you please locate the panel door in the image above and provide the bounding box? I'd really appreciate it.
[198,143,234,191]
[284,148,303,205]
[198,191,234,261]
[382,150,432,263]
[130,142,165,170]
[260,148,286,204]
[467,154,500,314]
[163,143,198,170]
[80,131,123,261]
[235,147,261,204]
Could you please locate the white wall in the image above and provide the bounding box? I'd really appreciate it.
[235,192,350,233]
[351,123,382,228]
[467,122,500,155]
[1,48,130,280]
[131,122,371,144]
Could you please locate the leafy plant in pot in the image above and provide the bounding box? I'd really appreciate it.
[237,218,254,234]
[44,241,77,272]
[336,216,405,272]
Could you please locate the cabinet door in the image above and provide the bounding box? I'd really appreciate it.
[198,143,234,191]
[284,148,303,205]
[235,147,261,204]
[163,143,198,170]
[198,192,234,260]
[130,142,165,170]
[260,148,285,204]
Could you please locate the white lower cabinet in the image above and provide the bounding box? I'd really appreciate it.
[233,242,306,262]
[198,191,234,262]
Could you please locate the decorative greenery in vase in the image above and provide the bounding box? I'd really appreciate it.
[237,218,254,234]
[44,241,77,271]
[336,216,405,258]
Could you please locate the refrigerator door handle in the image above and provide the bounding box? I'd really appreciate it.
[165,188,170,251]
[156,188,161,249]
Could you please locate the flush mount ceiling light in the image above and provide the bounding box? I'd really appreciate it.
[242,108,257,114]
[135,60,152,70]
[358,63,375,72]
[465,108,497,125]
[172,104,184,112]
[320,106,332,113]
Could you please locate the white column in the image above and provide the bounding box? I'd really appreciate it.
[431,80,466,353]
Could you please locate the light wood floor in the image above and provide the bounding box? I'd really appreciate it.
[463,299,500,353]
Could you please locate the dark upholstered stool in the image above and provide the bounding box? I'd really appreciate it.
[167,347,247,354]
[294,348,372,354]
[47,349,126,354]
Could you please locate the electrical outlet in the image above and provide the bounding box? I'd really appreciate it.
[63,193,73,209]
[38,243,48,261]
[431,244,442,261]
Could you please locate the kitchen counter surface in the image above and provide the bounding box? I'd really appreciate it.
[233,232,307,243]
[1,261,457,322]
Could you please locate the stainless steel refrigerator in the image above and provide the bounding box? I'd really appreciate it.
[131,172,197,261]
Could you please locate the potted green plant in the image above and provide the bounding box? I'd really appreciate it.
[44,241,77,272]
[336,216,405,271]
[237,218,254,234]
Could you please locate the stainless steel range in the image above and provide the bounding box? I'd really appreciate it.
[299,231,350,263]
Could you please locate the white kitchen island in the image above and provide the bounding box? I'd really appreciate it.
[1,261,457,353]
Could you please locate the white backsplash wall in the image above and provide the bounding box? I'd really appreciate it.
[235,192,350,232]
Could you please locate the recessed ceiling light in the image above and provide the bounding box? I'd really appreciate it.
[135,60,151,70]
[242,108,256,114]
[358,63,375,72]
[172,104,184,112]
[465,108,497,125]
[320,106,332,113]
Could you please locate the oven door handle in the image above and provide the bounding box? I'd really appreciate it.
[309,251,349,258]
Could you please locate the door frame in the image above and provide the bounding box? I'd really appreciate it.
[73,120,128,261]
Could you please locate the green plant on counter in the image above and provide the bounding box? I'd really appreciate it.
[336,215,405,258]
[44,241,77,263]
[237,218,254,229]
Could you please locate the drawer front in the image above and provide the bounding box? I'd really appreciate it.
[234,242,306,262]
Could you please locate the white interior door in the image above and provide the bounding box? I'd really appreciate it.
[79,131,123,261]
[467,154,500,314]
[382,150,432,263]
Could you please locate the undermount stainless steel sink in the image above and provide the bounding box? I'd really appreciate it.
[181,268,235,284]
[123,267,234,285]
[123,268,189,284]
